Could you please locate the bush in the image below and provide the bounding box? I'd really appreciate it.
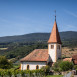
[52,61,74,72]
[69,48,74,51]
[59,61,74,71]
[52,60,62,72]
[74,65,77,70]
[0,69,45,77]
[41,65,50,72]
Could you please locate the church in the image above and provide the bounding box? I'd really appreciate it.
[20,17,62,70]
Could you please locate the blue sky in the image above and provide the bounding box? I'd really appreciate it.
[0,0,77,37]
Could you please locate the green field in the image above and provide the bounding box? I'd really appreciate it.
[0,48,8,50]
[47,75,63,77]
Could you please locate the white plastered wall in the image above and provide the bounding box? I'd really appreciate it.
[57,44,61,59]
[48,43,57,62]
[48,43,61,62]
[21,61,46,70]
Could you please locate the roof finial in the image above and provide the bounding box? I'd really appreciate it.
[55,10,56,21]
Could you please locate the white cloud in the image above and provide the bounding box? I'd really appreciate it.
[66,25,75,28]
[64,10,77,18]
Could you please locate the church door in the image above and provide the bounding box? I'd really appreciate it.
[36,65,39,69]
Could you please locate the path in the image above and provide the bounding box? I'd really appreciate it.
[74,75,77,77]
[63,72,72,77]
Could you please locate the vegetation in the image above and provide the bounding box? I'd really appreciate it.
[0,69,45,77]
[0,31,76,69]
[52,61,74,72]
[0,31,77,43]
[52,61,61,72]
[0,42,47,61]
[59,61,74,71]
[0,56,13,69]
[46,75,63,77]
[0,31,76,62]
[74,65,77,70]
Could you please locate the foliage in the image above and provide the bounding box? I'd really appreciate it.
[46,75,63,77]
[41,65,50,72]
[5,42,47,59]
[0,69,45,77]
[0,31,77,44]
[59,61,74,71]
[69,48,74,51]
[52,60,62,72]
[0,31,77,63]
[0,56,13,69]
[52,61,74,72]
[74,65,77,70]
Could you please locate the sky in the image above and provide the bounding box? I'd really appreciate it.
[0,0,77,37]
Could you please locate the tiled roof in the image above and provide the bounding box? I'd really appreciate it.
[72,55,77,59]
[63,58,72,62]
[20,49,49,62]
[72,55,77,64]
[48,20,62,44]
[73,60,77,65]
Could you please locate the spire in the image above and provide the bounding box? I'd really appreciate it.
[55,10,56,21]
[48,14,62,44]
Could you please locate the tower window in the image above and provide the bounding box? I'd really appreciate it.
[36,65,39,69]
[51,45,54,49]
[27,65,29,70]
[57,45,60,49]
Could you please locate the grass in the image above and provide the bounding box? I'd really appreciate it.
[46,75,63,77]
[13,63,20,69]
[0,47,8,50]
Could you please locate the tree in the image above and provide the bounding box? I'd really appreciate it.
[52,61,74,72]
[59,61,74,71]
[41,65,50,72]
[52,60,62,74]
[0,56,13,69]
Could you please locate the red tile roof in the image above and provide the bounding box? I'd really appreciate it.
[63,58,72,62]
[72,55,77,64]
[20,49,49,62]
[48,20,62,44]
[72,55,77,59]
[73,60,77,65]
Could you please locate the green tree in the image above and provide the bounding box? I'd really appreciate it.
[0,56,13,69]
[52,60,62,74]
[41,65,50,72]
[59,61,74,71]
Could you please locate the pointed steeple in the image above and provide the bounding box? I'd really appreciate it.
[48,16,62,44]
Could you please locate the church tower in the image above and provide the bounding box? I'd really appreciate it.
[48,16,62,62]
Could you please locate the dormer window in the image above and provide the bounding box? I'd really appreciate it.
[51,45,54,49]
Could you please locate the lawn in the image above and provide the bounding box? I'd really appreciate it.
[47,75,63,77]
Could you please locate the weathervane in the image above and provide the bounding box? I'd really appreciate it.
[54,10,56,21]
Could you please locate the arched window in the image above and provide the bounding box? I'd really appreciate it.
[27,65,29,70]
[36,65,39,69]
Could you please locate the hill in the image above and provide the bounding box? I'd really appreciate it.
[0,31,77,61]
[0,31,77,42]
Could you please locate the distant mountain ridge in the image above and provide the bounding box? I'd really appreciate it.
[0,31,77,42]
